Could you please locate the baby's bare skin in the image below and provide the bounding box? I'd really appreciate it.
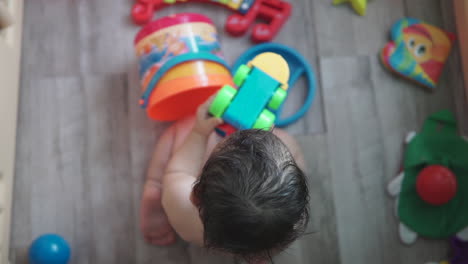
[140,100,305,246]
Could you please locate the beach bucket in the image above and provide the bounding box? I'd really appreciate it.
[135,13,233,121]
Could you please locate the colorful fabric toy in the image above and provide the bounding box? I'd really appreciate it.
[381,18,455,90]
[387,110,468,245]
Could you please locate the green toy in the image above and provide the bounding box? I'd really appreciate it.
[388,110,468,244]
[333,0,368,16]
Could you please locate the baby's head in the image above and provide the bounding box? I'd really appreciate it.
[192,129,309,262]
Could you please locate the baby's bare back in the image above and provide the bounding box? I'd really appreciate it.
[142,102,305,247]
[163,117,305,244]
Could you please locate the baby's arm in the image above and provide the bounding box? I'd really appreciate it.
[140,125,177,245]
[161,98,222,244]
[146,125,175,187]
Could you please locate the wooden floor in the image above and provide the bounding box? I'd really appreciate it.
[10,0,468,263]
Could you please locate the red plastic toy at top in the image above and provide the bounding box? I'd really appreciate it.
[131,0,291,43]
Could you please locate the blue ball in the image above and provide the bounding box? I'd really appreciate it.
[29,234,71,264]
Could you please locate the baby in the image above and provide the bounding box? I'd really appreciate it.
[140,97,310,263]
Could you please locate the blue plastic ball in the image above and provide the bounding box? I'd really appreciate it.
[29,234,71,264]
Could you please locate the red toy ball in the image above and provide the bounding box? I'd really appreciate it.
[416,165,457,206]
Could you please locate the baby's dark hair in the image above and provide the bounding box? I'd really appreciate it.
[193,129,309,263]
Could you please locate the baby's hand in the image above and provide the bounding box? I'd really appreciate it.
[193,95,223,136]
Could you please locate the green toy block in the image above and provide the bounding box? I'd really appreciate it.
[233,64,251,87]
[209,85,237,118]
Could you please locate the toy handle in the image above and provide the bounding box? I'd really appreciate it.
[251,0,291,43]
[275,66,316,127]
[132,2,154,24]
[131,0,166,25]
[226,13,253,36]
[226,0,292,43]
[252,24,274,43]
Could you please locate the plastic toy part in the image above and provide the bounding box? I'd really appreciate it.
[135,14,233,121]
[416,165,457,206]
[430,237,468,264]
[209,52,290,135]
[249,52,290,85]
[29,234,71,264]
[225,0,292,43]
[131,0,252,25]
[131,0,292,43]
[333,0,367,16]
[209,85,237,118]
[268,88,287,110]
[215,123,237,137]
[233,64,252,86]
[223,66,282,129]
[448,236,468,264]
[233,43,316,127]
[139,52,229,109]
[253,109,276,129]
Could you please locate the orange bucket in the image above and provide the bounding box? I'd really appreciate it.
[135,13,233,121]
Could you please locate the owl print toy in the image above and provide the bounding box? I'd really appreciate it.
[381,18,456,90]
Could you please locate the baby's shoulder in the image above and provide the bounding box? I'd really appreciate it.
[272,129,296,147]
[273,128,302,152]
[273,129,306,170]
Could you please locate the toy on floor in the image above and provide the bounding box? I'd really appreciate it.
[333,0,368,16]
[29,234,71,264]
[427,235,468,264]
[135,13,233,121]
[387,110,468,245]
[232,43,316,127]
[381,18,456,90]
[131,0,292,43]
[209,52,289,135]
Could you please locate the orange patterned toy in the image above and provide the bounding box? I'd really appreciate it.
[381,18,456,90]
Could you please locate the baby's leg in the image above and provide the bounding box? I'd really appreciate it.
[140,125,177,245]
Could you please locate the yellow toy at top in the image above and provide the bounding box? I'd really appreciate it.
[333,0,368,16]
[248,52,290,90]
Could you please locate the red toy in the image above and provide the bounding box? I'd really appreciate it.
[416,165,458,206]
[131,0,291,43]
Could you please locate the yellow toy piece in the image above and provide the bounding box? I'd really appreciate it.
[227,0,242,9]
[248,52,290,90]
[333,0,367,16]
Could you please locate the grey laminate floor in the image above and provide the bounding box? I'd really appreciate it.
[10,0,468,263]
